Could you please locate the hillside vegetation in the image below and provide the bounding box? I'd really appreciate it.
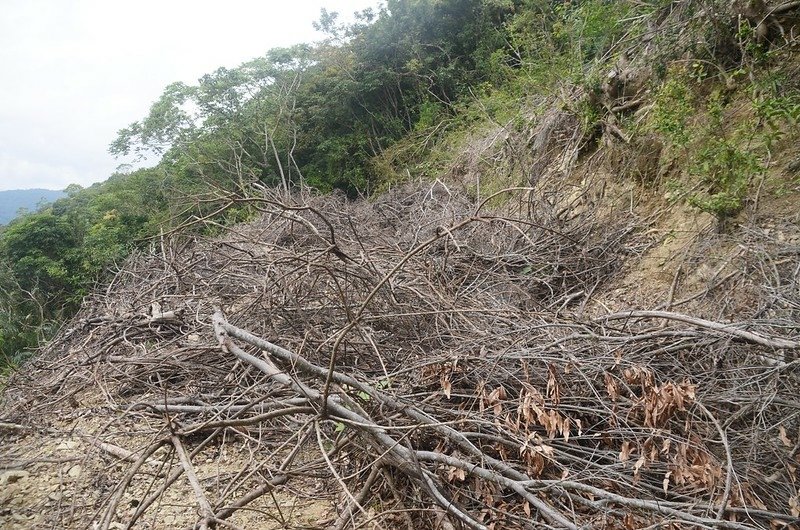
[1,1,800,528]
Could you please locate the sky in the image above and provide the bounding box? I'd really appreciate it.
[0,0,380,192]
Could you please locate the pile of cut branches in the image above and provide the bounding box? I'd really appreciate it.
[2,181,799,529]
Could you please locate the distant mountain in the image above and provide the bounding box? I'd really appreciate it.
[0,188,65,225]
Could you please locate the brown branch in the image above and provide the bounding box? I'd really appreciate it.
[599,310,800,349]
[124,429,223,529]
[211,475,288,521]
[773,1,800,15]
[331,465,383,530]
[172,433,215,529]
[99,437,170,530]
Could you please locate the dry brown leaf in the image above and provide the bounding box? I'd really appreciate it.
[547,364,561,405]
[633,454,647,477]
[536,443,555,457]
[779,425,792,448]
[682,381,696,401]
[488,386,507,416]
[620,440,632,463]
[441,373,452,399]
[526,451,545,477]
[649,440,658,461]
[604,372,619,401]
[663,471,672,493]
[477,380,487,414]
[518,385,548,429]
[623,367,636,384]
[447,465,466,482]
[662,437,672,455]
[623,513,635,530]
[546,409,562,438]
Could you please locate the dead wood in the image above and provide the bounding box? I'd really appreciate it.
[1,181,798,529]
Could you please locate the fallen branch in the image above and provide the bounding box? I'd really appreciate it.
[172,433,215,530]
[331,465,382,530]
[211,475,288,522]
[93,440,163,469]
[125,429,223,529]
[98,438,170,530]
[0,422,28,431]
[211,310,491,530]
[214,310,582,530]
[599,310,800,349]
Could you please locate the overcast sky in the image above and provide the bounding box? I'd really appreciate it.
[0,0,380,192]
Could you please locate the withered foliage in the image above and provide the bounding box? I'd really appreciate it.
[1,179,799,530]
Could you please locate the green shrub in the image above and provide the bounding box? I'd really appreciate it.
[688,136,760,218]
[652,75,694,147]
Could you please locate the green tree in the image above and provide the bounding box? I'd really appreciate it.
[1,212,83,309]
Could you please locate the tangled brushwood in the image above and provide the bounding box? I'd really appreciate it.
[2,180,799,529]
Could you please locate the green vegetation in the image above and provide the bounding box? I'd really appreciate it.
[2,0,799,369]
[0,170,169,368]
[650,61,799,221]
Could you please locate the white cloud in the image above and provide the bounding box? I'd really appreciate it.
[0,0,380,191]
[0,152,86,191]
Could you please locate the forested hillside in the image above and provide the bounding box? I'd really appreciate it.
[1,1,799,527]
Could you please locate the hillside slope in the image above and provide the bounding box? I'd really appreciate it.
[1,166,798,529]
